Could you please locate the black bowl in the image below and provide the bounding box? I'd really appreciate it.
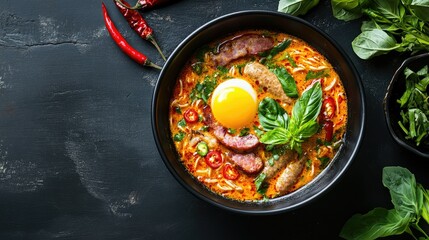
[383,52,429,158]
[152,11,365,214]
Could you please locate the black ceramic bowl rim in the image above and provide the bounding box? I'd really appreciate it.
[383,52,429,158]
[152,10,365,214]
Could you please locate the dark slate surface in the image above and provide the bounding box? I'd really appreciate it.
[1,0,428,239]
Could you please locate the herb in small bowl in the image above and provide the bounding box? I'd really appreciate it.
[383,53,429,158]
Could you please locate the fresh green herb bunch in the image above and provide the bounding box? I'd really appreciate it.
[278,0,429,59]
[397,65,429,146]
[340,166,429,240]
[334,0,429,59]
[259,81,322,154]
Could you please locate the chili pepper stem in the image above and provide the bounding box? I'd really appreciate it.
[116,0,141,10]
[146,60,162,69]
[147,35,166,61]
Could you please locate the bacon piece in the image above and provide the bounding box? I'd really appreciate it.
[210,34,274,66]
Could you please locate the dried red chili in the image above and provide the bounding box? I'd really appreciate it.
[114,0,166,61]
[102,3,161,69]
[117,0,177,10]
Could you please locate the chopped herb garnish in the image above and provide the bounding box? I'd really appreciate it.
[190,76,217,103]
[305,69,330,81]
[267,154,280,166]
[228,128,236,134]
[319,157,330,168]
[200,125,209,132]
[175,107,182,114]
[178,119,186,128]
[306,159,312,169]
[216,65,228,74]
[235,63,246,75]
[191,62,203,75]
[173,132,186,142]
[253,125,265,138]
[239,127,250,137]
[195,45,211,62]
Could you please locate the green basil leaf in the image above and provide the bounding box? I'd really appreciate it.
[382,166,421,217]
[340,208,411,240]
[351,29,400,59]
[407,0,429,22]
[421,186,429,223]
[271,66,299,98]
[277,0,320,16]
[294,119,319,139]
[291,81,322,126]
[370,0,403,20]
[259,127,289,145]
[269,39,292,58]
[258,97,289,131]
[331,0,364,21]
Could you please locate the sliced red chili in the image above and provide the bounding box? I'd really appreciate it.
[321,97,336,120]
[323,120,334,142]
[222,164,239,180]
[205,150,223,168]
[184,109,199,123]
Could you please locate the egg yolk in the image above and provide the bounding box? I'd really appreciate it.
[211,79,257,129]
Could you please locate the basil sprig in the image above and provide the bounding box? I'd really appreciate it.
[340,166,429,240]
[279,0,429,59]
[259,81,322,153]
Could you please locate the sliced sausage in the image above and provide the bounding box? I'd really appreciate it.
[213,127,259,153]
[275,154,307,195]
[203,106,259,153]
[227,152,263,175]
[210,34,274,67]
[243,61,293,104]
[261,149,296,180]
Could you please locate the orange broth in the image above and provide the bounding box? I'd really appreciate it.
[169,30,347,201]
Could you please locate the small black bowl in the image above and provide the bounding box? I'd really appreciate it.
[152,10,365,214]
[383,52,429,158]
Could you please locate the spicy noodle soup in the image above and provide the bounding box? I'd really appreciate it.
[169,30,347,201]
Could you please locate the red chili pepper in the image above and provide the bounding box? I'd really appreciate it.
[321,97,336,120]
[102,3,161,69]
[114,0,166,61]
[323,120,334,142]
[183,109,199,123]
[118,0,177,10]
[222,164,240,180]
[205,150,223,169]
